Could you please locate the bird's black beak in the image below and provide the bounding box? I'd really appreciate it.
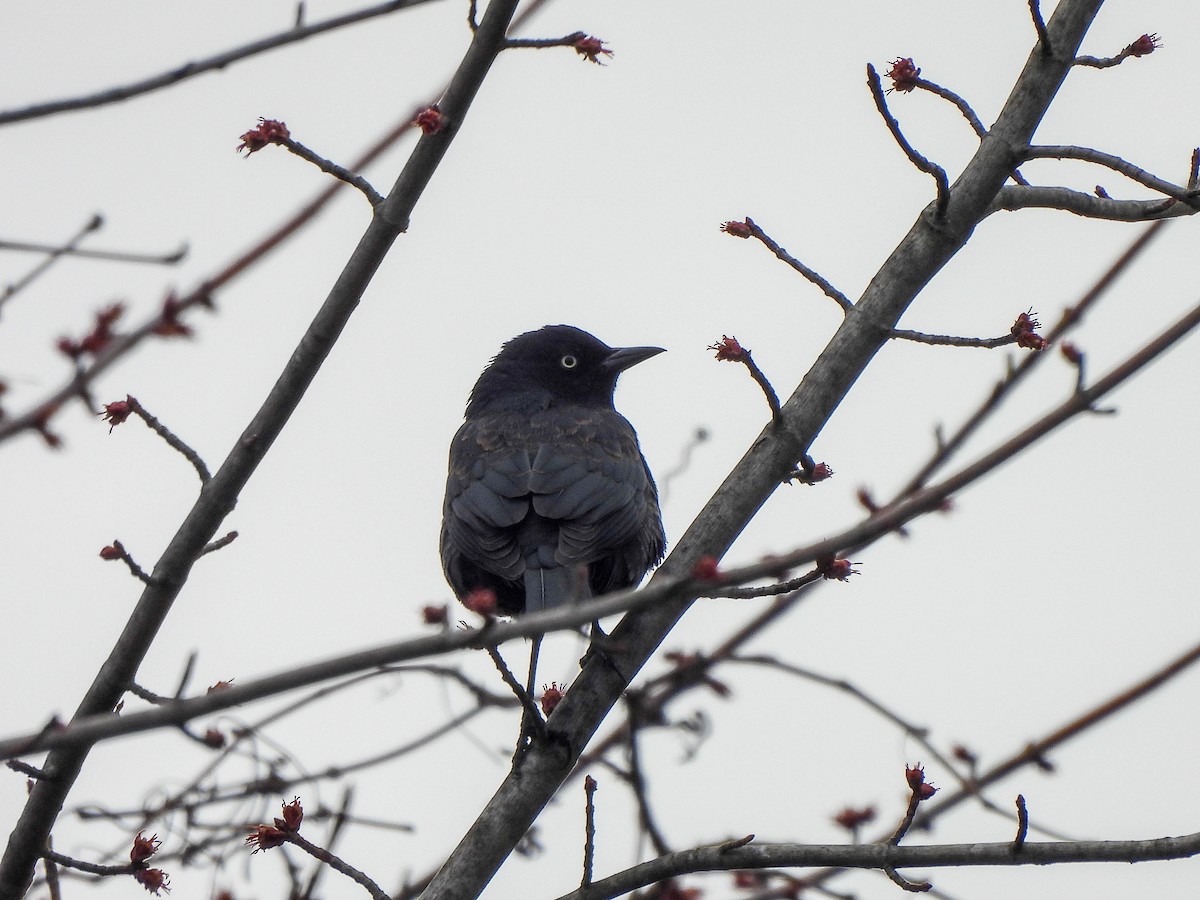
[603,344,665,373]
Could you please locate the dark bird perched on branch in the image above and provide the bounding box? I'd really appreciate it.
[441,325,666,616]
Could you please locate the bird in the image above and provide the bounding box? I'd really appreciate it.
[440,325,666,617]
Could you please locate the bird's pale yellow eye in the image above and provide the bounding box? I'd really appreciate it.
[560,354,578,369]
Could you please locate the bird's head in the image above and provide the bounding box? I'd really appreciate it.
[466,325,664,414]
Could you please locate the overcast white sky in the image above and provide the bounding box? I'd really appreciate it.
[1,2,1198,898]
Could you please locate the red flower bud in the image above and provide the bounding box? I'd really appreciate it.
[237,118,290,155]
[886,57,921,92]
[100,398,133,431]
[708,335,746,362]
[819,558,859,581]
[1125,33,1161,57]
[422,604,449,625]
[275,797,303,832]
[691,556,722,581]
[130,832,161,864]
[461,588,498,617]
[133,867,171,895]
[540,682,566,715]
[719,220,752,238]
[413,104,446,135]
[573,35,613,65]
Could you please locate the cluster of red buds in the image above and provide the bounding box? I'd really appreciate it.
[819,557,859,581]
[57,303,124,360]
[540,682,566,715]
[708,335,746,362]
[130,832,170,895]
[246,798,304,853]
[691,555,723,581]
[1011,310,1047,351]
[413,104,446,135]
[885,57,921,92]
[422,603,449,625]
[833,804,878,831]
[573,35,613,64]
[236,118,290,155]
[100,396,134,432]
[719,219,753,239]
[461,587,498,617]
[1122,33,1161,58]
[905,763,938,801]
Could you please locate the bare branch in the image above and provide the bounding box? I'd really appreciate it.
[987,185,1196,220]
[914,79,987,137]
[743,218,853,312]
[866,64,950,217]
[1024,144,1199,204]
[555,831,1200,900]
[0,215,104,313]
[278,137,384,206]
[0,0,441,126]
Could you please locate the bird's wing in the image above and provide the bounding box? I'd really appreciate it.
[442,420,533,582]
[526,410,655,567]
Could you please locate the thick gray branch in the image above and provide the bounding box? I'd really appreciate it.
[417,3,1114,899]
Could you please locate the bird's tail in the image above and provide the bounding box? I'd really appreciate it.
[524,563,591,614]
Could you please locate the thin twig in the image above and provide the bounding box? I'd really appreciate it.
[0,0,440,126]
[709,336,782,423]
[280,138,384,206]
[486,646,545,742]
[126,396,211,484]
[0,238,185,265]
[581,775,598,889]
[1029,0,1051,55]
[895,220,1167,497]
[506,31,586,49]
[285,832,390,900]
[914,79,986,137]
[200,531,239,556]
[1024,145,1199,205]
[0,215,105,313]
[890,329,1018,349]
[883,865,932,893]
[1012,795,1029,851]
[100,539,153,585]
[625,696,671,856]
[867,65,950,217]
[745,218,853,312]
[702,568,822,599]
[301,787,355,900]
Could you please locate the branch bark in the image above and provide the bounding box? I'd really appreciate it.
[0,2,521,896]
[418,2,1110,898]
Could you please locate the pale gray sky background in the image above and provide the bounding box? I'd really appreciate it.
[1,2,1198,898]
